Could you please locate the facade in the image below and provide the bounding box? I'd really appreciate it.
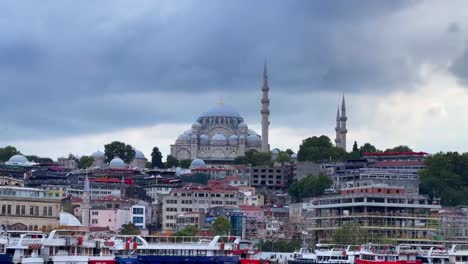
[0,186,61,231]
[170,64,271,163]
[90,208,130,232]
[131,205,146,230]
[334,96,348,151]
[250,165,294,192]
[57,157,78,170]
[162,185,239,231]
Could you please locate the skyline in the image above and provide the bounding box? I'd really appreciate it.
[2,0,468,159]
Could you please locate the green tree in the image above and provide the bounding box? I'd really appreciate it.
[173,225,199,236]
[359,143,379,154]
[78,156,94,169]
[275,152,291,163]
[104,141,135,163]
[124,186,153,202]
[288,174,333,202]
[419,152,468,206]
[210,216,230,236]
[234,150,273,166]
[151,147,164,168]
[180,159,192,169]
[25,155,54,163]
[0,146,20,162]
[297,135,346,162]
[385,145,413,152]
[285,149,295,156]
[119,222,141,235]
[233,156,250,165]
[165,155,179,168]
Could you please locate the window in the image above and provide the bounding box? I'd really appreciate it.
[21,205,25,215]
[48,206,52,216]
[43,206,47,216]
[16,205,20,215]
[29,206,34,215]
[106,204,112,209]
[1,205,5,214]
[133,208,144,214]
[92,211,99,216]
[133,216,144,224]
[7,205,11,215]
[91,219,98,224]
[34,206,39,216]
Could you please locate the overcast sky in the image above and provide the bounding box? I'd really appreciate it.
[2,0,468,160]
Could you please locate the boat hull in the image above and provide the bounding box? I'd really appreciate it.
[138,255,240,264]
[356,260,422,264]
[0,254,12,264]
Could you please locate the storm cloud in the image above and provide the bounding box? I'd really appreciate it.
[1,0,468,156]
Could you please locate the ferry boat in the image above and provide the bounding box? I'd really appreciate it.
[288,248,316,264]
[0,231,12,264]
[405,244,449,264]
[288,244,358,264]
[111,235,240,264]
[5,231,46,264]
[355,244,421,264]
[448,244,468,264]
[229,240,268,264]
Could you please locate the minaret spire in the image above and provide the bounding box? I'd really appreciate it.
[261,59,270,152]
[334,106,341,147]
[339,95,348,151]
[81,175,91,227]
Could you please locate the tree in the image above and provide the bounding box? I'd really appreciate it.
[359,143,379,154]
[124,186,153,202]
[385,145,413,152]
[244,149,273,166]
[297,135,346,162]
[352,141,359,152]
[285,149,295,156]
[151,147,164,168]
[165,155,179,168]
[119,222,141,235]
[181,173,210,185]
[0,146,20,162]
[233,156,250,165]
[275,152,291,163]
[288,174,333,202]
[78,156,94,169]
[180,159,192,169]
[104,141,135,163]
[173,225,199,236]
[210,216,230,236]
[25,155,53,163]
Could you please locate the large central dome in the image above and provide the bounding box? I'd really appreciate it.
[199,104,242,119]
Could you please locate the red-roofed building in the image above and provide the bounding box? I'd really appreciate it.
[239,205,264,222]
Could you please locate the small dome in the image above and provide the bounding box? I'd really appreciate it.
[238,123,248,129]
[248,129,258,136]
[247,134,261,145]
[135,150,146,159]
[211,134,227,145]
[291,153,298,159]
[239,135,246,141]
[177,133,191,141]
[190,159,206,168]
[272,148,280,155]
[91,150,105,159]
[109,157,126,169]
[8,154,29,164]
[60,211,83,226]
[192,122,202,130]
[199,134,209,145]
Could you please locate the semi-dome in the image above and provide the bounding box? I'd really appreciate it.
[135,149,146,159]
[211,134,227,145]
[190,159,206,168]
[8,154,29,164]
[91,150,105,159]
[229,135,238,145]
[177,133,191,142]
[109,157,126,169]
[247,134,261,144]
[248,129,258,136]
[59,211,83,226]
[199,134,209,145]
[238,123,248,129]
[199,104,242,118]
[192,122,202,130]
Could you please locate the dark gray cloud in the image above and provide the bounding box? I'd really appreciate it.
[0,0,464,141]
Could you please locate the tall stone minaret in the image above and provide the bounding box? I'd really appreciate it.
[81,175,91,227]
[261,61,270,152]
[339,95,348,151]
[334,106,341,147]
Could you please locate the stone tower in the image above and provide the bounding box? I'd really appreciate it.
[81,175,91,227]
[334,106,341,147]
[261,61,270,152]
[339,95,348,151]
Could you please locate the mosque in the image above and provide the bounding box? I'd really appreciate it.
[170,63,271,163]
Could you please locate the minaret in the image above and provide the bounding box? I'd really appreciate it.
[339,95,348,151]
[81,175,91,227]
[334,106,341,147]
[261,61,270,152]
